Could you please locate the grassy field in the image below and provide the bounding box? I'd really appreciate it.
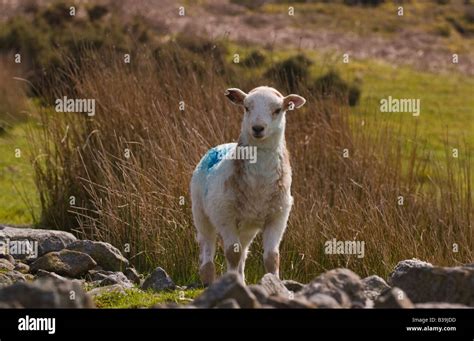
[0,1,472,289]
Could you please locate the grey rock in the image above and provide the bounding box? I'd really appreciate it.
[215,298,240,309]
[389,264,474,306]
[0,258,15,272]
[282,279,305,293]
[193,272,260,309]
[248,284,269,304]
[141,267,176,292]
[305,293,341,308]
[0,254,15,264]
[13,262,30,274]
[66,240,129,272]
[87,284,127,298]
[86,270,133,288]
[30,250,97,278]
[35,269,70,282]
[260,273,291,297]
[362,275,391,300]
[374,287,414,309]
[0,225,77,259]
[124,267,141,285]
[0,278,94,308]
[297,268,366,308]
[0,270,26,287]
[265,295,316,309]
[388,258,433,285]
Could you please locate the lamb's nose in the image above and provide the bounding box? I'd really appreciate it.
[252,125,265,134]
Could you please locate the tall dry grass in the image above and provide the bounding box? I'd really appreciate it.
[28,45,472,284]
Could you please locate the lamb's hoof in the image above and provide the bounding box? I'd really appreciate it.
[199,261,215,286]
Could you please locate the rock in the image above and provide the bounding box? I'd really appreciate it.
[192,272,260,309]
[297,268,366,308]
[374,288,414,309]
[0,270,26,287]
[141,267,176,292]
[388,258,433,285]
[13,262,30,274]
[260,273,291,297]
[66,240,129,271]
[35,269,70,282]
[215,298,240,309]
[415,303,470,309]
[0,254,15,265]
[87,284,127,298]
[362,275,390,300]
[388,264,474,306]
[30,250,97,278]
[124,267,141,285]
[0,258,15,272]
[248,284,269,304]
[305,293,341,308]
[0,278,94,308]
[86,270,133,288]
[0,225,77,259]
[282,279,305,293]
[265,295,316,309]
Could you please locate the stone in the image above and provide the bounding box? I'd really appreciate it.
[260,273,291,297]
[192,272,260,309]
[297,268,366,308]
[265,295,316,309]
[141,267,176,292]
[124,267,141,285]
[86,270,133,288]
[30,250,97,278]
[374,288,414,309]
[35,269,70,282]
[0,225,77,259]
[87,284,127,298]
[389,262,474,306]
[0,270,26,287]
[13,262,30,274]
[0,258,15,272]
[388,258,433,285]
[248,284,269,304]
[282,279,305,293]
[362,275,390,300]
[0,278,94,308]
[66,240,129,271]
[215,298,240,309]
[0,254,15,264]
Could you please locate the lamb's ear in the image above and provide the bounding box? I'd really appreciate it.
[283,94,306,111]
[225,88,247,106]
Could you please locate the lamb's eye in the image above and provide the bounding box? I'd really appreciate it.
[273,108,282,115]
[244,106,249,112]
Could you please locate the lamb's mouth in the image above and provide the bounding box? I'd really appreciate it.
[252,133,265,139]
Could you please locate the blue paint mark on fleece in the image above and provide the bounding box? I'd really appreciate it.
[199,144,233,173]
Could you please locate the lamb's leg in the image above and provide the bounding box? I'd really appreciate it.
[262,210,290,278]
[194,207,217,286]
[220,225,244,277]
[237,228,259,283]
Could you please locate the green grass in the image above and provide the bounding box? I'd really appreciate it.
[93,288,203,308]
[0,121,39,225]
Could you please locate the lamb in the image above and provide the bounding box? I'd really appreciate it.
[190,86,306,285]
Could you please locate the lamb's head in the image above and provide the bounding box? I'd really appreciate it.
[225,86,306,143]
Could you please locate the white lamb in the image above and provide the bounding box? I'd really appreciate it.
[190,86,306,285]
